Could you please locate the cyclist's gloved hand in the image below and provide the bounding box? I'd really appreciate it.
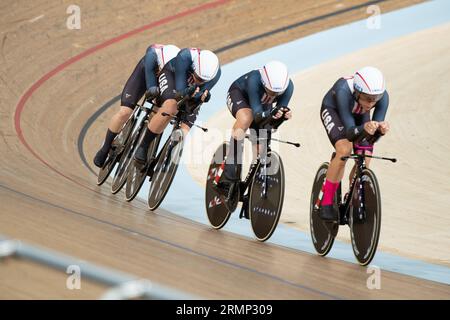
[378,121,390,135]
[192,91,203,103]
[272,106,291,120]
[202,90,211,103]
[145,86,160,101]
[175,85,197,101]
[281,107,291,119]
[192,90,211,103]
[271,107,291,129]
[366,130,383,145]
[254,110,271,125]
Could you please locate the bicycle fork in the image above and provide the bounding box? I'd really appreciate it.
[161,141,173,173]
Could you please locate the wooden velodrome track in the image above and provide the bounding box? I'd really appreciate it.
[1,0,448,299]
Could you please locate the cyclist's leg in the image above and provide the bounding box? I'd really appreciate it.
[326,139,352,186]
[319,106,351,220]
[135,65,177,162]
[115,57,147,131]
[320,140,352,221]
[108,107,134,132]
[245,119,269,163]
[149,98,178,132]
[94,58,146,167]
[224,87,251,181]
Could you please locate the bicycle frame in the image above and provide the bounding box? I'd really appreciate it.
[313,151,369,225]
[240,130,272,200]
[338,151,368,225]
[132,97,160,137]
[239,159,260,199]
[158,100,202,173]
[107,98,154,164]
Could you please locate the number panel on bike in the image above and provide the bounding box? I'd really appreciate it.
[205,142,232,229]
[249,151,285,242]
[349,168,381,266]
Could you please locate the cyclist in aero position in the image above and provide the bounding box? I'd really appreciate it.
[220,60,294,185]
[319,66,390,221]
[133,48,221,163]
[93,44,180,167]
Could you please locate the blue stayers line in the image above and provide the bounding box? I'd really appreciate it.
[138,0,450,285]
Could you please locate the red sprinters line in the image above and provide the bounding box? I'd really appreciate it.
[263,66,273,89]
[355,71,371,93]
[13,0,229,189]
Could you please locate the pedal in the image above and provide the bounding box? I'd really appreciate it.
[108,145,117,156]
[238,182,245,202]
[134,160,147,173]
[147,159,156,178]
[214,181,230,197]
[325,221,339,237]
[224,182,239,213]
[147,169,154,181]
[339,206,348,225]
[103,147,117,167]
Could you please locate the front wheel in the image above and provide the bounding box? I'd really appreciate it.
[249,151,285,242]
[147,129,184,210]
[349,168,381,266]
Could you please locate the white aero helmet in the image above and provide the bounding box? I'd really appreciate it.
[191,49,219,82]
[260,60,289,95]
[354,66,385,102]
[155,44,180,70]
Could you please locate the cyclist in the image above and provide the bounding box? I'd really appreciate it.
[93,44,180,167]
[133,48,221,163]
[220,60,294,185]
[319,66,390,221]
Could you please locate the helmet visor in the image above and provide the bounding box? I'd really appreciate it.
[264,87,283,97]
[359,92,384,103]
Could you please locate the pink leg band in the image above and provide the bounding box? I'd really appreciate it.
[322,179,339,206]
